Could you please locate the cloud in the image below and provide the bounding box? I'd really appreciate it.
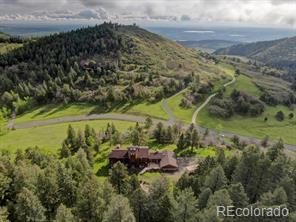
[180,15,191,21]
[1,0,296,26]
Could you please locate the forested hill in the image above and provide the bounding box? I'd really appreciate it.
[0,22,225,112]
[215,36,296,72]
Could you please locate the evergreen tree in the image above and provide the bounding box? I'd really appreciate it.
[75,176,105,222]
[153,122,165,144]
[54,204,76,222]
[267,138,285,161]
[144,117,153,129]
[103,195,135,222]
[227,183,249,207]
[177,133,187,151]
[130,189,148,222]
[204,165,227,192]
[0,207,9,222]
[65,125,76,153]
[173,188,198,222]
[36,167,60,219]
[191,128,200,150]
[203,189,233,222]
[59,142,71,158]
[198,188,212,209]
[109,162,130,195]
[14,187,46,222]
[56,164,77,207]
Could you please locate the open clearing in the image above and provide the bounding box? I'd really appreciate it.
[197,74,296,145]
[15,100,168,125]
[0,119,137,153]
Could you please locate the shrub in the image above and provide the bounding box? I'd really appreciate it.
[275,111,285,121]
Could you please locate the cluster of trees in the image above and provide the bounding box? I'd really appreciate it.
[0,146,140,222]
[179,73,214,109]
[59,124,100,164]
[260,90,296,107]
[176,139,296,221]
[0,23,188,115]
[209,89,265,118]
[2,137,296,221]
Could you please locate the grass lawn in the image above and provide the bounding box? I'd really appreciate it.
[0,119,138,153]
[197,104,296,145]
[15,101,168,125]
[225,74,262,97]
[166,90,197,123]
[124,100,168,120]
[197,72,296,145]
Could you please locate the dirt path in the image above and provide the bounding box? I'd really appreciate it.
[191,76,236,124]
[162,88,188,125]
[9,76,296,153]
[13,113,168,129]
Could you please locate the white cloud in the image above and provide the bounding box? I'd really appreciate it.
[1,0,296,26]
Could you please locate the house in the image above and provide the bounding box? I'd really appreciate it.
[109,146,178,172]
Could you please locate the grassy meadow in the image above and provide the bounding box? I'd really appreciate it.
[197,73,296,145]
[0,119,137,153]
[15,100,168,125]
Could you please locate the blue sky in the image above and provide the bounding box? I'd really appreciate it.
[1,0,296,27]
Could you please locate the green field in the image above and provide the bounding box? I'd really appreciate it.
[225,74,261,97]
[0,119,137,153]
[197,74,296,145]
[166,90,196,123]
[15,100,168,124]
[166,63,235,123]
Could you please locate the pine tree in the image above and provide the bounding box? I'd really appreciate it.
[198,188,212,209]
[65,125,76,153]
[191,128,200,150]
[0,207,9,222]
[14,187,46,222]
[54,204,76,222]
[130,189,148,222]
[177,133,187,151]
[60,142,71,158]
[173,188,198,222]
[153,122,165,144]
[267,138,285,161]
[36,167,60,219]
[75,176,105,222]
[103,195,135,222]
[204,165,227,192]
[109,162,130,195]
[227,183,249,207]
[144,117,153,129]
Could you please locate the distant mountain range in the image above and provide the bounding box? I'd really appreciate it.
[215,36,296,71]
[177,40,239,52]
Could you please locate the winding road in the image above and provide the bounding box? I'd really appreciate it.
[192,76,236,124]
[7,75,296,153]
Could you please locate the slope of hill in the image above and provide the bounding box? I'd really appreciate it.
[178,39,239,51]
[0,31,10,41]
[215,36,296,71]
[0,23,227,113]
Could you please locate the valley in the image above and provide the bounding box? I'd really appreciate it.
[1,22,296,222]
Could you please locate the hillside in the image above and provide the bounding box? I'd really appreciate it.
[0,23,226,114]
[178,39,239,51]
[215,36,296,71]
[0,31,10,41]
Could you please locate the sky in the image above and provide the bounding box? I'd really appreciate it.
[1,0,296,27]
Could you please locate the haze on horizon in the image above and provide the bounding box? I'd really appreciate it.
[1,0,296,28]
